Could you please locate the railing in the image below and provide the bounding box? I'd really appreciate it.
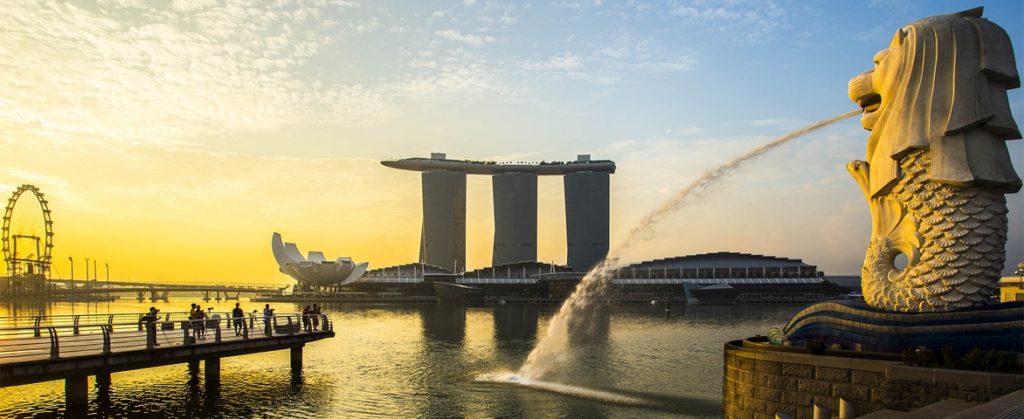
[0,312,331,363]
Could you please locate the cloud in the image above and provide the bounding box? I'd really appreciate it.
[517,35,697,83]
[170,0,217,13]
[665,127,703,136]
[435,29,496,46]
[0,0,529,150]
[521,53,583,71]
[668,0,787,43]
[554,0,604,10]
[0,0,397,146]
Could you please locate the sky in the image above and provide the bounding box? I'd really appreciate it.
[2,0,1022,285]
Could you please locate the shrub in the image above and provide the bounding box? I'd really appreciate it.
[901,346,1022,374]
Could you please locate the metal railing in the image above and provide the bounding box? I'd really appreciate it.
[0,312,332,363]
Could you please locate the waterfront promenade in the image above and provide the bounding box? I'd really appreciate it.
[0,311,334,409]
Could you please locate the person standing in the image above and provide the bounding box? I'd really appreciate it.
[194,307,207,340]
[263,304,273,336]
[310,304,321,331]
[142,307,160,348]
[301,305,311,332]
[232,303,245,336]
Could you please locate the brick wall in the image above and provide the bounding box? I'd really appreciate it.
[723,340,1024,419]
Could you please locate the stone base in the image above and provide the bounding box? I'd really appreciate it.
[723,339,1024,419]
[782,300,1024,353]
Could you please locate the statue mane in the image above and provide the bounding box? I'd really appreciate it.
[864,8,1021,197]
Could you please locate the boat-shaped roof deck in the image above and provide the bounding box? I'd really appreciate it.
[381,157,616,175]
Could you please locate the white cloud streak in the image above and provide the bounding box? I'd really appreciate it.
[435,29,496,46]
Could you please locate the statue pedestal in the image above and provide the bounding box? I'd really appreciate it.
[781,300,1024,353]
[723,338,1024,419]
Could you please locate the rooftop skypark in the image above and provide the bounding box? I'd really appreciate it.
[381,153,616,175]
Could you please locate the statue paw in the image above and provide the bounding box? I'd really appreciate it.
[846,160,868,174]
[847,160,870,200]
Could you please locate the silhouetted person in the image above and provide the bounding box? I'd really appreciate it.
[195,307,207,339]
[302,305,311,332]
[232,303,245,336]
[263,304,273,336]
[310,304,320,331]
[141,307,160,347]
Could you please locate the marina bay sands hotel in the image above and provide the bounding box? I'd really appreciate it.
[382,153,615,273]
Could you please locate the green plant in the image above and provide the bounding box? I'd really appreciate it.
[901,346,1022,374]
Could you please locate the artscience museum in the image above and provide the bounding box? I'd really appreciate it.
[271,232,369,292]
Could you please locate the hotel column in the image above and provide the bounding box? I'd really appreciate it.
[420,170,466,273]
[564,171,610,272]
[492,172,538,266]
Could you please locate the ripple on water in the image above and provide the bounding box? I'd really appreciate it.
[0,303,802,417]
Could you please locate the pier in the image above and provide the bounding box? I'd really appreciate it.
[0,311,334,409]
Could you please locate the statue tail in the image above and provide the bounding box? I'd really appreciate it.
[863,150,1008,312]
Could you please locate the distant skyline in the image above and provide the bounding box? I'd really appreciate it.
[2,0,1021,284]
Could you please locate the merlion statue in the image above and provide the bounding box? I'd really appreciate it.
[847,7,1021,312]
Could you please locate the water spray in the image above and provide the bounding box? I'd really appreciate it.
[514,109,860,381]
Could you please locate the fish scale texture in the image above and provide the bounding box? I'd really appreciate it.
[862,150,1008,312]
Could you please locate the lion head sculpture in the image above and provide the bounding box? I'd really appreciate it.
[848,7,1021,198]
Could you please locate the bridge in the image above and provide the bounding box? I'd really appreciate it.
[0,310,334,410]
[41,279,287,302]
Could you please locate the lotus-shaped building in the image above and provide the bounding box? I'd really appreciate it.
[272,232,368,291]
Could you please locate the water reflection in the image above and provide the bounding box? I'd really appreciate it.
[420,303,466,344]
[0,300,804,418]
[492,305,538,348]
[415,304,465,417]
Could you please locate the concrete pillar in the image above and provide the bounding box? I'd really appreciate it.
[188,360,200,375]
[205,358,220,385]
[290,345,303,372]
[95,372,111,387]
[65,374,89,410]
[839,398,855,419]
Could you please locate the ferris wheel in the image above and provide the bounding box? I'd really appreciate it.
[2,184,54,278]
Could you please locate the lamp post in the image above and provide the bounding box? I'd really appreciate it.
[68,256,74,289]
[84,258,90,289]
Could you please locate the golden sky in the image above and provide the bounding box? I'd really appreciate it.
[3,0,1021,285]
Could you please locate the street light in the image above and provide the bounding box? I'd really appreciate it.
[85,258,90,288]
